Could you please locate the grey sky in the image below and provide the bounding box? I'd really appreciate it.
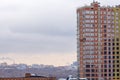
[0,0,76,54]
[0,0,119,66]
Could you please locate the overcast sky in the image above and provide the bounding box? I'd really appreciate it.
[0,0,119,66]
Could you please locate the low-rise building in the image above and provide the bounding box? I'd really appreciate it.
[0,73,56,80]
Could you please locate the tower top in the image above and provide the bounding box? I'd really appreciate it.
[91,1,100,7]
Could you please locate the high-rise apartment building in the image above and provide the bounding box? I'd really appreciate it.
[77,1,120,80]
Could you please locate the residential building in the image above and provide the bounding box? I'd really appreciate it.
[0,73,56,80]
[77,1,120,80]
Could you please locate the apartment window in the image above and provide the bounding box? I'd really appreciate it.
[109,65,111,68]
[104,25,106,28]
[109,74,111,76]
[104,29,106,33]
[92,74,94,77]
[117,56,119,59]
[113,52,115,54]
[86,69,90,72]
[117,60,119,63]
[86,74,90,77]
[109,43,111,46]
[117,65,119,67]
[117,73,119,76]
[113,47,115,50]
[117,69,119,72]
[116,47,119,50]
[109,52,111,54]
[104,65,107,68]
[104,39,107,41]
[113,73,115,76]
[104,34,107,37]
[104,47,107,50]
[116,38,119,41]
[117,52,119,54]
[113,69,115,72]
[91,65,94,67]
[109,69,111,72]
[113,60,115,63]
[91,78,94,80]
[113,56,115,59]
[91,69,94,72]
[104,74,107,76]
[116,43,119,46]
[104,61,107,63]
[104,56,107,59]
[104,51,107,54]
[86,65,90,68]
[104,43,107,45]
[113,42,115,46]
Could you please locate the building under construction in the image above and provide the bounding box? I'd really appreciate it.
[77,1,120,80]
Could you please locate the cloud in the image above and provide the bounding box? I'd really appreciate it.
[0,0,77,54]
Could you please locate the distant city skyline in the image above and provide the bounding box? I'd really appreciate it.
[0,0,119,66]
